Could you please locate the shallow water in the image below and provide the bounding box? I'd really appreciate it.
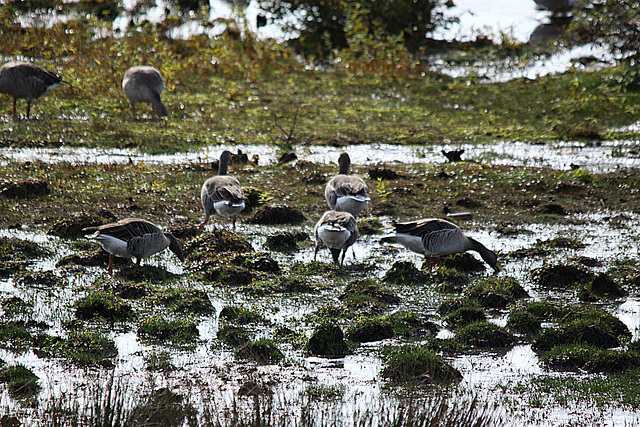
[2,140,640,173]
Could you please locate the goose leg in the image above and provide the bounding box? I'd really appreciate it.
[26,101,31,119]
[130,103,137,120]
[12,97,17,117]
[232,216,237,231]
[197,215,209,230]
[108,253,114,276]
[314,244,320,262]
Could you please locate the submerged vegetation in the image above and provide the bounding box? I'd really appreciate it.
[1,1,640,426]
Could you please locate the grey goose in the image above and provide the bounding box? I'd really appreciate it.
[199,150,246,230]
[381,218,500,272]
[324,152,370,217]
[314,210,359,265]
[0,61,70,119]
[84,218,184,275]
[122,66,168,119]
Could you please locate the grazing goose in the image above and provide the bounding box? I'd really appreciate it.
[122,66,168,119]
[199,150,246,230]
[84,218,184,275]
[325,152,370,217]
[0,61,69,119]
[381,218,500,273]
[314,210,359,265]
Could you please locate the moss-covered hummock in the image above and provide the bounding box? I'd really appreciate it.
[454,321,516,348]
[465,276,529,308]
[74,290,135,322]
[381,345,462,386]
[236,339,284,364]
[306,323,349,357]
[0,364,40,398]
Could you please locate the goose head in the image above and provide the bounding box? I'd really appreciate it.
[165,233,185,262]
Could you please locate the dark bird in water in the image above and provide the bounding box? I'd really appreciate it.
[381,218,500,273]
[0,61,70,119]
[84,218,184,275]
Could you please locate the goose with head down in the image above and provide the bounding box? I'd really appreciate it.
[0,61,70,119]
[84,218,184,275]
[122,66,168,119]
[324,152,370,217]
[314,210,359,265]
[381,218,500,273]
[199,150,246,231]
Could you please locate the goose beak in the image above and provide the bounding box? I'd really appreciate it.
[492,264,501,274]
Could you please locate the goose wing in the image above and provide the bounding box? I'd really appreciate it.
[393,218,458,237]
[91,218,161,243]
[202,176,245,206]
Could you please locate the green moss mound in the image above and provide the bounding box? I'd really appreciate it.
[383,261,429,285]
[541,344,640,373]
[532,263,594,288]
[465,276,529,308]
[306,323,349,357]
[454,321,516,348]
[381,345,462,386]
[0,364,40,398]
[236,339,284,364]
[74,290,135,322]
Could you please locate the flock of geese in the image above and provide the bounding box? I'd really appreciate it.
[0,61,500,275]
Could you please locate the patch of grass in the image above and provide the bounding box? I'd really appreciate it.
[339,279,400,315]
[506,309,542,337]
[219,306,265,325]
[154,286,214,315]
[74,290,135,322]
[534,311,630,352]
[0,364,40,398]
[465,276,529,308]
[381,345,462,386]
[444,306,487,329]
[302,384,345,401]
[454,321,516,348]
[521,368,640,410]
[217,324,251,348]
[144,351,175,372]
[0,237,50,261]
[532,263,594,288]
[236,339,284,364]
[306,323,349,357]
[541,344,640,373]
[137,316,199,346]
[34,332,118,367]
[383,261,429,286]
[0,320,47,351]
[347,316,395,343]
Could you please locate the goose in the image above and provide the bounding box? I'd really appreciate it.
[314,210,359,265]
[122,66,168,119]
[84,218,184,275]
[0,61,70,119]
[199,150,246,230]
[381,218,500,272]
[324,152,370,217]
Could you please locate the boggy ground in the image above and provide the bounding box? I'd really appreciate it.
[2,16,640,425]
[2,147,640,425]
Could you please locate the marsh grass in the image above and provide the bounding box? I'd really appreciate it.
[33,371,505,427]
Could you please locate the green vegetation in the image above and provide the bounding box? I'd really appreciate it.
[381,344,462,385]
[0,364,40,398]
[2,3,640,425]
[137,316,200,346]
[74,290,136,322]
